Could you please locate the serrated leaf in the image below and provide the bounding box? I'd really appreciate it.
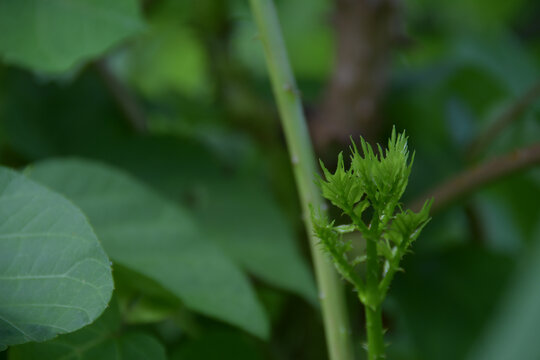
[311,209,338,250]
[351,127,412,211]
[353,200,370,220]
[311,208,363,289]
[9,300,167,360]
[0,166,113,348]
[27,158,269,339]
[377,240,395,261]
[318,152,363,212]
[0,0,145,73]
[335,224,356,234]
[385,199,432,248]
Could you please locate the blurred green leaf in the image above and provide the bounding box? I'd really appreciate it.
[467,230,540,360]
[28,158,269,339]
[0,166,113,348]
[86,137,318,304]
[475,194,523,253]
[492,172,540,241]
[120,20,209,97]
[392,246,515,360]
[454,34,538,95]
[413,0,526,32]
[0,69,129,161]
[113,265,183,325]
[232,0,332,81]
[196,176,317,304]
[445,97,476,148]
[278,0,333,80]
[9,300,167,360]
[0,0,144,73]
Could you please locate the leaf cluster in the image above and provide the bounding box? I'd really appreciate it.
[312,128,432,306]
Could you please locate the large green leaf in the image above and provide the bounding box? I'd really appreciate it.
[0,0,144,73]
[0,166,113,348]
[95,137,317,303]
[0,68,316,303]
[9,300,166,360]
[198,178,317,304]
[28,158,269,338]
[90,137,317,303]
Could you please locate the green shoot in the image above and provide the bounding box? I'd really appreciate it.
[311,127,432,360]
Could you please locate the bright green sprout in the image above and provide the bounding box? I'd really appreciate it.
[312,127,432,303]
[311,127,432,359]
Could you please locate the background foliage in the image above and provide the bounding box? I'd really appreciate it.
[0,0,539,359]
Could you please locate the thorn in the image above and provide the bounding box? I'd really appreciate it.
[359,293,368,304]
[283,83,301,97]
[338,326,349,335]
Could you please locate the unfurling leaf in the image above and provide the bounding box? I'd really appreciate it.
[318,153,363,213]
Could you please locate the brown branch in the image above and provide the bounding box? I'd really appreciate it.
[95,60,147,133]
[467,80,540,160]
[310,0,404,149]
[410,143,540,214]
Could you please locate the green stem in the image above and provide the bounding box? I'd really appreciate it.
[365,236,380,306]
[364,215,385,359]
[378,247,404,301]
[365,304,385,360]
[365,215,381,307]
[325,242,365,297]
[248,1,354,360]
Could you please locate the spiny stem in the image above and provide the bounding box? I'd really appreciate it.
[349,206,386,357]
[378,251,402,301]
[365,234,380,307]
[248,1,354,360]
[365,304,385,360]
[365,217,385,359]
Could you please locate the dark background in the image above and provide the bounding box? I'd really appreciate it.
[1,0,540,359]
